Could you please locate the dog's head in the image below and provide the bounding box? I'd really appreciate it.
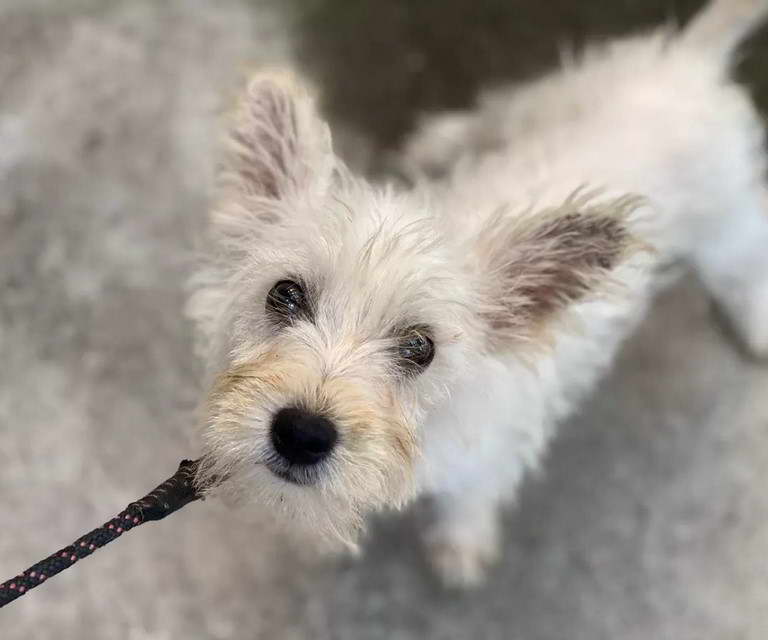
[190,73,640,547]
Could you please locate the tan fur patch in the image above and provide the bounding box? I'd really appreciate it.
[197,347,417,548]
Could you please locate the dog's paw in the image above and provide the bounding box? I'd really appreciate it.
[424,529,500,589]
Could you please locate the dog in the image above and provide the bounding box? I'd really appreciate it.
[189,0,768,587]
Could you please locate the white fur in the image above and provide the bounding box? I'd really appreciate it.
[400,0,768,585]
[190,0,768,586]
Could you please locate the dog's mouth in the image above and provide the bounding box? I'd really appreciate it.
[265,458,321,486]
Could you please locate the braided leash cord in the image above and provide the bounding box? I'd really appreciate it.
[0,458,203,609]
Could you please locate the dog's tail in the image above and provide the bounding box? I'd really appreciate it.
[679,0,768,62]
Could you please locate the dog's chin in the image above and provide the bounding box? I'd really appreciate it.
[198,444,417,551]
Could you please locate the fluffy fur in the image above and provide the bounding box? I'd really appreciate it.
[189,0,768,586]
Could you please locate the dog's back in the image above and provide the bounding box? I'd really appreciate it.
[404,1,768,207]
[406,0,767,264]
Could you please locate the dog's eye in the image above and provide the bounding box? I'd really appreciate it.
[267,280,307,319]
[397,327,435,371]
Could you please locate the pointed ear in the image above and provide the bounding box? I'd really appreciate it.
[472,194,643,347]
[222,71,334,200]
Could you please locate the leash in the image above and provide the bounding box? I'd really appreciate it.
[0,458,204,609]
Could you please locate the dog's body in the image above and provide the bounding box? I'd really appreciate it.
[191,0,768,586]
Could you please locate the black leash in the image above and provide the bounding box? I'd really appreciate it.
[0,458,204,609]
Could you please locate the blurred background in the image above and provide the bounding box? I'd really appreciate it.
[1,0,768,638]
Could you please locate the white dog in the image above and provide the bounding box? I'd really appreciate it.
[190,0,768,586]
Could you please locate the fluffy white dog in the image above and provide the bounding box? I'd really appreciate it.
[190,0,768,586]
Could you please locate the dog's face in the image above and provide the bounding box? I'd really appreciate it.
[190,74,638,547]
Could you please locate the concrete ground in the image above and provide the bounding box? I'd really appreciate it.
[1,1,768,638]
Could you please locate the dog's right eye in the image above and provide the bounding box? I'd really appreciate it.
[267,280,307,319]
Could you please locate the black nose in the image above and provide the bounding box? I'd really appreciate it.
[270,407,338,466]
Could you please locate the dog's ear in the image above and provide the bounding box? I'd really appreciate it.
[221,72,334,201]
[471,194,642,347]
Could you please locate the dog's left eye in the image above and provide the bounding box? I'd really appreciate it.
[397,327,435,371]
[267,280,308,319]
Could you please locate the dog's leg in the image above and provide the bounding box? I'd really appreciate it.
[423,490,503,588]
[692,188,768,358]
